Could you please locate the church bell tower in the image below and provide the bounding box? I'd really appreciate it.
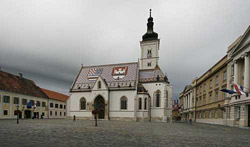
[139,9,160,70]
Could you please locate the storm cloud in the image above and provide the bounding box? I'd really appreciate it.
[0,0,250,98]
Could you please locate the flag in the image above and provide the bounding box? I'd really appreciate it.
[27,101,32,109]
[220,89,236,94]
[233,84,246,95]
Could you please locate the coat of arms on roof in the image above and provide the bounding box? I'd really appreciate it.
[87,68,103,81]
[112,66,128,80]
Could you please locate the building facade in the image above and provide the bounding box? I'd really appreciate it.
[42,88,69,119]
[179,78,197,122]
[195,56,228,125]
[179,25,250,127]
[227,26,250,127]
[67,11,173,122]
[0,71,49,119]
[0,70,69,119]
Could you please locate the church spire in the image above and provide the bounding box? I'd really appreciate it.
[142,9,158,41]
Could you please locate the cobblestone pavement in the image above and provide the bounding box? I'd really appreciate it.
[0,119,250,147]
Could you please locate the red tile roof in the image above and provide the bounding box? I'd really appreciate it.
[0,71,48,98]
[41,88,69,102]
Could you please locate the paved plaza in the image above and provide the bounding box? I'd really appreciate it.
[0,119,250,147]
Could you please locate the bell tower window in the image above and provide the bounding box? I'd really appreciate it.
[147,49,152,57]
[147,62,151,67]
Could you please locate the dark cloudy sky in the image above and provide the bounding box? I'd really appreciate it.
[0,0,250,98]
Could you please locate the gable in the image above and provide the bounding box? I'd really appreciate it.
[231,26,250,56]
[92,76,108,90]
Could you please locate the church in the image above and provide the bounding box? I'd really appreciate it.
[67,10,173,122]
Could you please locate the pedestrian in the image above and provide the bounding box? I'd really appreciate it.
[189,118,192,124]
[73,115,76,122]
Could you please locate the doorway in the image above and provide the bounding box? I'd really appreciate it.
[94,95,105,119]
[33,112,39,119]
[24,110,31,119]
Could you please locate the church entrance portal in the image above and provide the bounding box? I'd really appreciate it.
[94,95,105,119]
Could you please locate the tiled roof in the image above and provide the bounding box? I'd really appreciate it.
[71,62,138,91]
[139,65,169,83]
[41,88,69,102]
[0,71,48,98]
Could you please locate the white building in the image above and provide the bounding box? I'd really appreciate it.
[67,11,173,122]
[227,26,250,127]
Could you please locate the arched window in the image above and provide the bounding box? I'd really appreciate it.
[166,90,168,107]
[80,97,86,110]
[144,98,147,110]
[98,81,101,89]
[138,98,142,110]
[154,90,161,107]
[120,96,127,110]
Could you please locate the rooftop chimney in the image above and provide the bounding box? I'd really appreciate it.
[19,73,23,78]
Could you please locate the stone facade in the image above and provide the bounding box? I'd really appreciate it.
[226,26,250,127]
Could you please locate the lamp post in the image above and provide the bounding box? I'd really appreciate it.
[17,104,19,124]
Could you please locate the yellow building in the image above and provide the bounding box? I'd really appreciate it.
[0,71,49,119]
[195,55,228,125]
[0,70,69,119]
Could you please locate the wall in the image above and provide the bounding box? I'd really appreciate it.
[0,90,48,119]
[48,99,67,118]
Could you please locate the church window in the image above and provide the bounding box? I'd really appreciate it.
[144,98,147,110]
[166,90,168,107]
[120,96,127,110]
[154,90,161,107]
[147,49,152,57]
[98,81,101,89]
[138,98,142,110]
[148,62,151,67]
[80,97,86,110]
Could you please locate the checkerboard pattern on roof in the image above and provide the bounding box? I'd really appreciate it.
[73,62,138,90]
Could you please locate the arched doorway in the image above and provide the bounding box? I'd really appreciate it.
[94,95,105,119]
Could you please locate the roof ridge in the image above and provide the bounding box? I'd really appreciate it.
[41,88,69,97]
[81,61,138,68]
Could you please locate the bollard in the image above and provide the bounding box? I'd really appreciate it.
[95,113,97,127]
[73,115,76,122]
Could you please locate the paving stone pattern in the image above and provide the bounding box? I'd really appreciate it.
[0,119,250,147]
